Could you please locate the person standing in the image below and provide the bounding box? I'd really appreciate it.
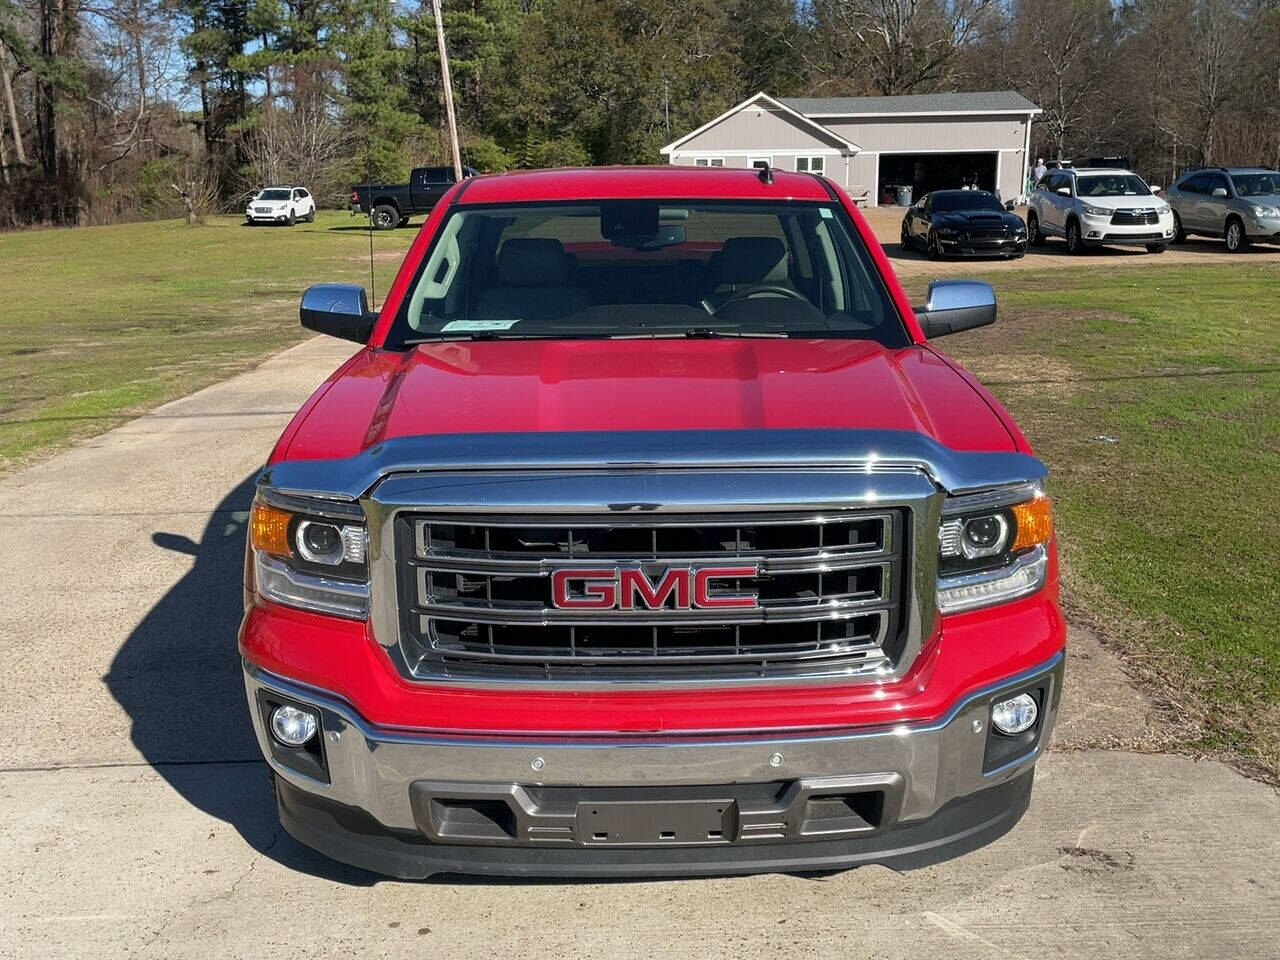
[1033,157,1048,183]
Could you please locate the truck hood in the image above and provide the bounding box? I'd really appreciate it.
[282,338,1019,462]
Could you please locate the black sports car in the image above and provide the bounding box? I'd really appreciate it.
[900,190,1027,259]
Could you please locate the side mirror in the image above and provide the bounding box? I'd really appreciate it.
[913,279,996,339]
[1150,185,1163,193]
[300,284,376,343]
[1056,186,1072,197]
[1211,187,1228,198]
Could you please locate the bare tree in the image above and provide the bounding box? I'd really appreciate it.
[170,158,218,223]
[807,0,999,95]
[0,41,28,167]
[1004,0,1121,161]
[1185,0,1245,164]
[240,101,353,204]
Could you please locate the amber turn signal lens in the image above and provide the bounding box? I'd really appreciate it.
[250,502,293,557]
[1011,497,1053,551]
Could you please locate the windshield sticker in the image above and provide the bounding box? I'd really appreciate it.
[820,207,834,218]
[440,319,521,332]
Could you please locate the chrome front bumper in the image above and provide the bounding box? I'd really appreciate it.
[244,652,1063,837]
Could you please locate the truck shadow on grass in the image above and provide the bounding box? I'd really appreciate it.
[104,473,378,885]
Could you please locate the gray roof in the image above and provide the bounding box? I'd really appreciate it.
[781,91,1040,116]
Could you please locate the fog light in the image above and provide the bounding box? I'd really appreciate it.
[270,704,318,746]
[991,693,1038,735]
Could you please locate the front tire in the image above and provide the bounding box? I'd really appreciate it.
[1027,211,1045,246]
[286,210,297,227]
[928,231,943,260]
[371,204,399,230]
[1146,243,1166,254]
[1224,217,1248,253]
[1065,218,1084,255]
[900,222,913,251]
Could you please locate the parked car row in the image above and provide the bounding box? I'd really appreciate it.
[904,165,1279,259]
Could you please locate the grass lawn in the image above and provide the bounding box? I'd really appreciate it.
[907,264,1280,777]
[0,211,414,471]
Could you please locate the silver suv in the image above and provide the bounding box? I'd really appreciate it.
[1026,167,1174,254]
[1166,167,1280,253]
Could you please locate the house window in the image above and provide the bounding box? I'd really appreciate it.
[694,157,725,167]
[795,156,825,175]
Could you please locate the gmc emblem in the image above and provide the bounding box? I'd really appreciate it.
[551,565,759,611]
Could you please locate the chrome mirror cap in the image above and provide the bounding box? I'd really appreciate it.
[913,280,997,340]
[300,284,375,344]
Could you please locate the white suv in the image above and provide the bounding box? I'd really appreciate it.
[246,186,316,226]
[1026,168,1174,254]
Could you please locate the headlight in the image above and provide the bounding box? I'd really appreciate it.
[937,487,1053,613]
[1081,203,1110,218]
[1155,202,1171,214]
[1254,205,1280,218]
[250,494,369,618]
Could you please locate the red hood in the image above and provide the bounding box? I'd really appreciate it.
[280,339,1018,462]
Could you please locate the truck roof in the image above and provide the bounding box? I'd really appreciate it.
[457,165,834,204]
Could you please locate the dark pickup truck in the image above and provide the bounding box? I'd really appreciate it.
[350,165,478,229]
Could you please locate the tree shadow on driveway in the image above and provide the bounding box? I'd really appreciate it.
[103,473,377,885]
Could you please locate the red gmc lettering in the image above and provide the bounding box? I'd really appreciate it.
[551,566,758,610]
[619,568,691,609]
[693,566,760,608]
[551,568,617,609]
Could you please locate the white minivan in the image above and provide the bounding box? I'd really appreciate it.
[1026,168,1174,254]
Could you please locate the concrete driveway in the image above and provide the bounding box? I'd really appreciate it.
[1,338,1277,959]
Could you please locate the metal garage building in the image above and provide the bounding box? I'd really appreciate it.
[661,91,1041,207]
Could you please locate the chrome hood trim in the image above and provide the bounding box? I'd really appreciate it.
[258,428,1045,502]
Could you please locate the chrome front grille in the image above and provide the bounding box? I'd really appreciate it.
[395,510,907,681]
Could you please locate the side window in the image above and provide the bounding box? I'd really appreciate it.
[297,189,309,199]
[1051,173,1072,195]
[291,189,300,200]
[1177,176,1200,195]
[1207,174,1230,196]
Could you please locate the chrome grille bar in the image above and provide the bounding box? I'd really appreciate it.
[396,510,905,679]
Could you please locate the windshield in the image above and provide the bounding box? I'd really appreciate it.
[932,192,1003,213]
[1230,172,1280,197]
[1076,175,1151,198]
[258,189,291,201]
[386,201,906,348]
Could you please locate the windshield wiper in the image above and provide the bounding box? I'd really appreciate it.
[403,332,569,344]
[614,328,790,340]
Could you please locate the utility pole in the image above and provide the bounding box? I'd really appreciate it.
[431,0,463,180]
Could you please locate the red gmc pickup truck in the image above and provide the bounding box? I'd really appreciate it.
[242,166,1065,879]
